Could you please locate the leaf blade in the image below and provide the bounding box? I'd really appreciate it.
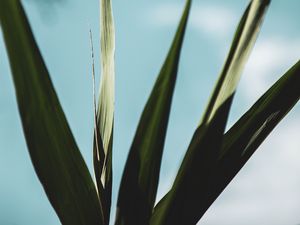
[210,60,300,209]
[115,1,191,224]
[93,0,115,222]
[201,0,270,124]
[0,1,103,224]
[151,1,271,225]
[161,60,300,219]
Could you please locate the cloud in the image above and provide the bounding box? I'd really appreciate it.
[190,5,236,37]
[241,37,300,102]
[148,3,236,38]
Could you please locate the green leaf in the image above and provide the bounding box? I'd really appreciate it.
[150,1,270,225]
[152,61,300,223]
[115,1,191,225]
[201,0,270,124]
[93,0,115,223]
[154,60,300,224]
[0,1,103,224]
[207,60,300,211]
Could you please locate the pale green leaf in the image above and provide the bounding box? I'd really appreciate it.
[93,0,115,223]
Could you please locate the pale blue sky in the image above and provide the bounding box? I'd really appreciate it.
[0,0,299,224]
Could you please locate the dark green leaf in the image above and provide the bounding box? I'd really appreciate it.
[208,60,300,212]
[150,1,270,225]
[0,1,103,224]
[115,1,191,225]
[154,60,300,224]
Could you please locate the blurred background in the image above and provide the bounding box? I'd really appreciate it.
[0,0,299,224]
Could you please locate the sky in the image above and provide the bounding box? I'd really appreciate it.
[0,0,299,224]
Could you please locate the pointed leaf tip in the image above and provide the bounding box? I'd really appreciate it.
[116,1,191,225]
